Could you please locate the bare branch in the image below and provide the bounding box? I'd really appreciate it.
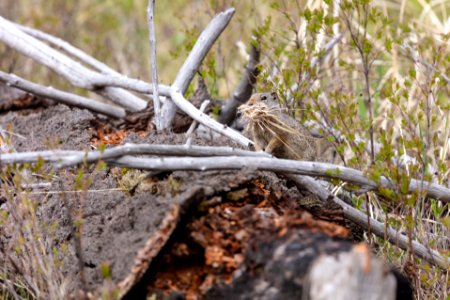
[14,23,123,76]
[0,144,268,166]
[2,144,448,268]
[12,21,172,98]
[160,8,235,129]
[218,39,260,125]
[0,150,79,164]
[0,72,126,119]
[170,89,252,147]
[2,148,449,204]
[89,76,171,96]
[0,16,146,111]
[106,156,449,203]
[147,0,161,130]
[285,174,448,269]
[185,100,210,146]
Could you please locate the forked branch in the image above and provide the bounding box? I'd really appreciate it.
[160,8,236,129]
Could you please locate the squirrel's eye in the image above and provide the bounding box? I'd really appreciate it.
[261,95,267,101]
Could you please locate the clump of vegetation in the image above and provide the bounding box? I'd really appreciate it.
[0,0,448,298]
[0,160,67,299]
[252,1,449,298]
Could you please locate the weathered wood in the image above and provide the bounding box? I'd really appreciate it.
[160,8,235,129]
[305,244,396,300]
[286,173,449,270]
[147,0,162,129]
[218,41,260,125]
[107,156,450,205]
[0,72,126,119]
[0,144,268,166]
[185,100,210,146]
[2,148,449,206]
[0,16,147,111]
[169,89,253,147]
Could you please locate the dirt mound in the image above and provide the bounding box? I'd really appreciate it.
[1,104,93,151]
[0,94,411,299]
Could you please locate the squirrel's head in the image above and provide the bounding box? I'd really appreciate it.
[247,92,277,106]
[238,92,279,121]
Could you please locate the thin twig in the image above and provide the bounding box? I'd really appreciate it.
[185,100,210,146]
[170,89,252,147]
[344,4,375,163]
[401,42,450,85]
[147,0,161,130]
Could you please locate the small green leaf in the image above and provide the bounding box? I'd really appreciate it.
[96,160,107,171]
[304,9,312,21]
[32,155,45,173]
[74,169,85,190]
[99,262,112,279]
[98,142,106,153]
[440,216,450,228]
[385,38,392,51]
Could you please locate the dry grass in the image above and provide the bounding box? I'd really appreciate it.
[0,169,67,299]
[239,101,299,136]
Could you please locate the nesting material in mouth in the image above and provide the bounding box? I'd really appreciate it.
[238,102,302,136]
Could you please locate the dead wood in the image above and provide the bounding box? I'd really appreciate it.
[305,244,397,300]
[218,41,260,125]
[0,72,126,119]
[2,146,447,268]
[147,0,162,130]
[160,8,235,129]
[169,89,252,147]
[0,16,148,111]
[286,174,449,270]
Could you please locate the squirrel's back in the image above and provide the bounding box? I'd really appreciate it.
[241,92,337,162]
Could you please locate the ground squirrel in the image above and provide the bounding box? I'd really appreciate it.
[239,92,336,162]
[239,92,344,219]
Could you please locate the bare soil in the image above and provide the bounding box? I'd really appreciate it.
[0,85,411,299]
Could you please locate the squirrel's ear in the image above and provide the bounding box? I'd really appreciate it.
[270,92,277,98]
